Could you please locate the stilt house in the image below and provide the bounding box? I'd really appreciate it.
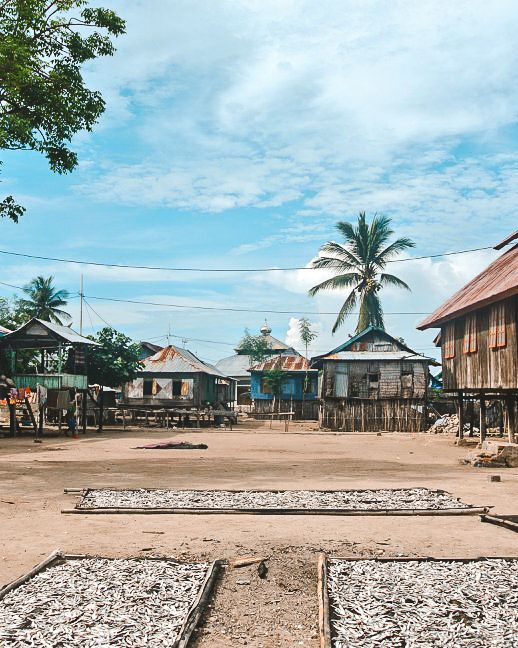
[311,326,436,432]
[249,355,319,420]
[124,344,233,408]
[417,231,518,442]
[216,322,300,405]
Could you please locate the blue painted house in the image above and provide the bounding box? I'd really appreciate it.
[249,355,319,420]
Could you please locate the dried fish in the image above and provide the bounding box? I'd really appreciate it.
[326,558,518,647]
[76,487,473,511]
[0,557,210,647]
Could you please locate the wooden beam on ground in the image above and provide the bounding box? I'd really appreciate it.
[0,549,63,599]
[317,553,332,648]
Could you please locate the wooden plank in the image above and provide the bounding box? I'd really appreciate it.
[480,513,518,534]
[325,554,518,563]
[61,506,489,516]
[0,552,222,648]
[318,554,332,648]
[177,560,222,648]
[0,549,64,599]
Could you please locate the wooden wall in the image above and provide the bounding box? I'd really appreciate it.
[321,360,428,399]
[441,296,518,390]
[321,398,426,432]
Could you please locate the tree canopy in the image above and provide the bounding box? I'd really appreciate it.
[0,0,125,220]
[238,329,271,366]
[18,275,70,324]
[309,212,415,334]
[86,326,141,388]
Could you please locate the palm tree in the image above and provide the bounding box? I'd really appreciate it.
[308,212,415,334]
[19,276,71,325]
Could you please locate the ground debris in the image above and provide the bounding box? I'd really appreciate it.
[77,487,473,511]
[327,558,518,647]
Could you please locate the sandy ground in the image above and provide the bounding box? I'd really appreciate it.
[1,420,518,647]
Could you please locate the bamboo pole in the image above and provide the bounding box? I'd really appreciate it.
[0,549,63,599]
[61,506,490,516]
[177,560,222,648]
[317,554,332,648]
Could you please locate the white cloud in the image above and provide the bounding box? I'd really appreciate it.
[71,1,518,254]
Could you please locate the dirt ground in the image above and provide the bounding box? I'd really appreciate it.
[1,420,517,647]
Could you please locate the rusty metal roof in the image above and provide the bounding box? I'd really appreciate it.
[140,345,227,377]
[417,243,518,329]
[250,356,315,372]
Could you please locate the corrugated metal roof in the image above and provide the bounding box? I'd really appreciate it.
[215,354,252,378]
[417,243,518,329]
[321,351,434,362]
[0,318,99,347]
[140,345,227,377]
[250,356,316,372]
[494,230,518,250]
[235,334,292,352]
[38,319,100,345]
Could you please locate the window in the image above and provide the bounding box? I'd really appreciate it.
[368,372,380,397]
[143,379,153,396]
[260,378,272,394]
[282,379,296,396]
[304,377,316,393]
[401,371,413,390]
[171,379,193,398]
[443,322,456,359]
[489,303,507,349]
[463,313,477,354]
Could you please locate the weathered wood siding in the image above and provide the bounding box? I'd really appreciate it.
[321,398,426,432]
[322,361,428,399]
[441,296,518,390]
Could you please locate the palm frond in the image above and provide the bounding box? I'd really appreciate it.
[332,289,358,334]
[308,273,361,297]
[318,241,362,268]
[374,237,415,265]
[311,256,355,271]
[379,273,411,290]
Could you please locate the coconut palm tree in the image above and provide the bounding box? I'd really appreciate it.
[308,212,414,334]
[19,275,71,325]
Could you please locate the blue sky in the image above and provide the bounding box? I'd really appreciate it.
[1,0,518,363]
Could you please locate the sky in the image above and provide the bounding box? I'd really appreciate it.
[1,0,517,364]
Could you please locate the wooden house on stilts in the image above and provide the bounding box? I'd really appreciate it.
[417,231,518,443]
[311,326,436,432]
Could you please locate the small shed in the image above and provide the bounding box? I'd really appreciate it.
[312,326,436,432]
[216,321,300,405]
[0,318,99,435]
[417,231,518,442]
[124,344,233,408]
[249,355,319,420]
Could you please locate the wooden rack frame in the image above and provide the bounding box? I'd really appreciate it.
[61,487,489,516]
[317,553,518,648]
[0,550,222,648]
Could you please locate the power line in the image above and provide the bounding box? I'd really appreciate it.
[84,294,431,316]
[83,298,113,329]
[0,245,494,273]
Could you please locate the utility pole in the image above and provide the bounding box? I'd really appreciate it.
[79,274,84,335]
[167,322,172,346]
